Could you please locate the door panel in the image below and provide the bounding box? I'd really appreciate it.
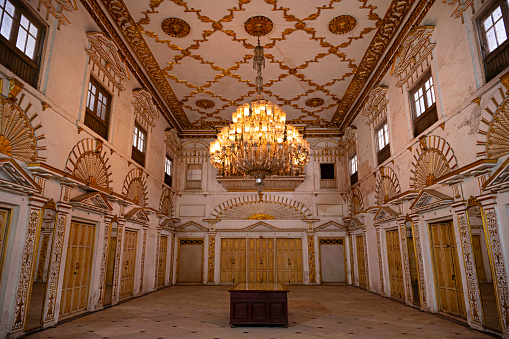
[60,221,94,317]
[158,236,168,288]
[0,208,10,285]
[430,221,466,318]
[471,234,487,283]
[356,235,366,288]
[386,229,405,300]
[220,238,246,284]
[178,239,203,283]
[248,238,274,283]
[120,230,137,299]
[319,238,345,283]
[276,238,303,284]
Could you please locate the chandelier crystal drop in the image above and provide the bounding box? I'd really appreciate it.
[210,38,310,193]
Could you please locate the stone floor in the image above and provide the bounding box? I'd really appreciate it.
[27,286,493,339]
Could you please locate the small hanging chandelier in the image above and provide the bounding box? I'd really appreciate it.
[210,25,310,193]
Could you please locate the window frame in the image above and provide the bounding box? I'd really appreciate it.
[84,77,112,140]
[320,163,335,180]
[0,0,45,87]
[375,119,391,165]
[350,153,358,186]
[186,163,202,190]
[409,71,438,138]
[164,155,172,187]
[132,122,147,167]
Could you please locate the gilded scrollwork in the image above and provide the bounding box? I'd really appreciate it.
[363,233,370,290]
[97,220,112,308]
[112,223,124,304]
[207,236,215,283]
[139,227,148,294]
[376,228,385,295]
[399,223,413,304]
[154,229,161,289]
[308,235,316,283]
[411,219,428,310]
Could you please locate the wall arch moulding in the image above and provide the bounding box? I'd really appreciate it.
[410,135,458,190]
[159,188,174,218]
[375,166,401,205]
[476,80,509,160]
[65,138,112,190]
[0,86,47,163]
[311,138,340,162]
[122,168,147,207]
[391,26,435,89]
[210,195,312,220]
[346,186,364,216]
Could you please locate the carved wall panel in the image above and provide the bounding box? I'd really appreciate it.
[375,167,401,205]
[399,223,413,305]
[43,213,67,322]
[412,219,428,310]
[169,232,175,284]
[376,228,385,295]
[411,135,458,189]
[154,229,161,290]
[11,209,41,332]
[362,86,388,127]
[165,128,180,157]
[207,235,215,283]
[123,169,147,207]
[97,219,112,308]
[112,222,125,305]
[349,235,355,284]
[308,235,316,283]
[139,227,148,294]
[339,126,357,157]
[133,89,159,130]
[456,212,482,324]
[364,233,370,290]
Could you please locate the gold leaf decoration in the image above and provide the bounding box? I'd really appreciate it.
[244,16,273,37]
[328,15,356,35]
[305,98,324,107]
[162,17,190,38]
[196,99,215,109]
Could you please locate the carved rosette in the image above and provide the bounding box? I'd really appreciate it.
[139,227,148,294]
[196,99,215,109]
[12,210,41,332]
[207,236,215,283]
[97,220,112,308]
[376,228,385,295]
[363,233,370,290]
[44,213,67,322]
[399,223,413,304]
[112,223,124,304]
[456,212,482,324]
[162,17,190,38]
[154,229,161,289]
[305,98,324,107]
[411,219,428,310]
[484,208,509,331]
[328,15,357,34]
[244,16,273,37]
[308,236,316,283]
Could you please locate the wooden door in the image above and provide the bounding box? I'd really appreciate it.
[430,221,466,318]
[103,232,117,306]
[177,239,203,283]
[120,230,137,299]
[60,221,94,317]
[276,238,303,284]
[386,229,405,300]
[158,236,168,288]
[248,238,274,283]
[319,238,346,283]
[356,235,367,288]
[220,238,246,284]
[0,208,10,282]
[471,234,487,283]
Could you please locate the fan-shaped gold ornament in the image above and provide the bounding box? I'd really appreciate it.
[0,97,37,162]
[74,152,110,188]
[126,178,146,206]
[486,99,509,159]
[413,148,450,189]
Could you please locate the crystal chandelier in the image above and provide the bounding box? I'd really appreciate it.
[210,38,310,193]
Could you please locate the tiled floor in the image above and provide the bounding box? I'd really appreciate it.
[27,286,492,339]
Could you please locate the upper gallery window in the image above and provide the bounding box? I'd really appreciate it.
[164,155,172,187]
[376,120,391,165]
[84,78,111,140]
[132,123,146,167]
[478,1,509,81]
[186,164,202,190]
[350,154,358,186]
[410,72,437,138]
[0,0,44,87]
[320,163,337,189]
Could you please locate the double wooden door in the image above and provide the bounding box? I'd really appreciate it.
[386,229,405,300]
[430,221,466,318]
[119,230,137,299]
[220,238,303,284]
[356,235,367,288]
[60,221,94,317]
[157,236,168,288]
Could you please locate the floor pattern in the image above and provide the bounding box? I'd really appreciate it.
[27,286,493,338]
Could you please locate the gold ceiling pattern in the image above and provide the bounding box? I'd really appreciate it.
[99,0,421,133]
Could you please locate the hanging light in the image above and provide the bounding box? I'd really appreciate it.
[210,37,310,193]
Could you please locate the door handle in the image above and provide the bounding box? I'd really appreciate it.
[452,275,455,280]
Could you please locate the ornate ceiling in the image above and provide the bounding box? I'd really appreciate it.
[98,0,419,136]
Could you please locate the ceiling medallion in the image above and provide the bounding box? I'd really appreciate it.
[328,15,356,35]
[196,99,215,109]
[162,18,190,38]
[305,98,324,107]
[244,16,273,37]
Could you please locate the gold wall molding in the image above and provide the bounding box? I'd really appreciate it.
[375,166,401,205]
[86,32,128,92]
[210,194,312,220]
[11,209,42,332]
[122,169,147,207]
[410,135,458,190]
[207,235,215,283]
[443,0,474,19]
[217,176,305,192]
[311,138,341,163]
[65,138,112,189]
[456,211,482,324]
[164,128,181,157]
[132,89,160,130]
[339,126,357,156]
[308,235,316,283]
[362,85,388,127]
[391,26,435,89]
